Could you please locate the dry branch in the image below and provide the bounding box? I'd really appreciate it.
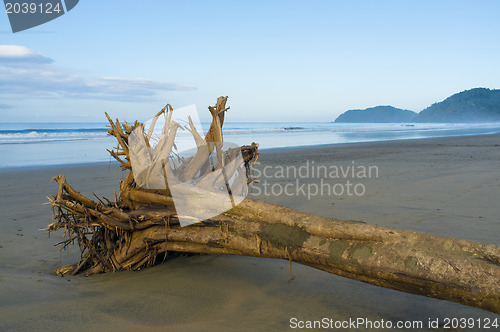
[48,96,500,314]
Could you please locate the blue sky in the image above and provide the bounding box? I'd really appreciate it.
[1,0,500,123]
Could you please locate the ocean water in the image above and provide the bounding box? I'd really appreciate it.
[1,121,500,168]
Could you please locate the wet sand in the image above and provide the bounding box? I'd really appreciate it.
[1,134,499,331]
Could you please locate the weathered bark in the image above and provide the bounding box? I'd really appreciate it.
[48,97,500,314]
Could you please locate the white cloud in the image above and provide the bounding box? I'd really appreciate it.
[0,45,195,101]
[0,45,53,64]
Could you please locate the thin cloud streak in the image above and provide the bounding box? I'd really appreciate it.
[0,45,53,64]
[0,45,195,101]
[0,103,13,109]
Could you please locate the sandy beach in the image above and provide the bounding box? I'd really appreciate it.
[1,134,499,331]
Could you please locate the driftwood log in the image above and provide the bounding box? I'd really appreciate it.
[48,96,500,314]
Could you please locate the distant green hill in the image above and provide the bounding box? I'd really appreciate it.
[334,106,416,123]
[413,88,500,122]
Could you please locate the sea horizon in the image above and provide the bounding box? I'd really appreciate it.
[1,121,500,168]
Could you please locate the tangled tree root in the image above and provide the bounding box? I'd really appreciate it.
[48,96,500,314]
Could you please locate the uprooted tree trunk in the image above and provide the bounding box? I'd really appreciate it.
[48,96,500,314]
